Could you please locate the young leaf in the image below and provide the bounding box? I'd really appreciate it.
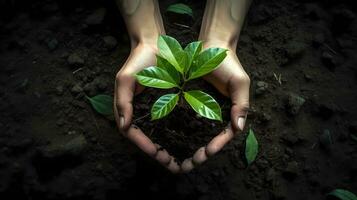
[135,66,179,89]
[245,128,258,166]
[184,41,202,73]
[183,90,222,121]
[151,93,179,120]
[86,95,113,116]
[188,47,227,80]
[167,3,193,18]
[158,35,187,74]
[328,189,357,200]
[156,55,181,85]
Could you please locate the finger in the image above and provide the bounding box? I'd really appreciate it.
[154,144,171,165]
[115,73,135,132]
[126,126,157,157]
[229,74,250,132]
[181,158,195,173]
[206,124,234,156]
[126,127,180,174]
[192,147,208,165]
[166,156,180,174]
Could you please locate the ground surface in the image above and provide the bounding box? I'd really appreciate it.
[0,0,357,199]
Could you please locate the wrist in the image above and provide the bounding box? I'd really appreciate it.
[130,32,161,50]
[130,40,158,54]
[199,28,238,51]
[201,38,237,52]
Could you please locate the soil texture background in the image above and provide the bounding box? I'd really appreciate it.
[0,0,357,199]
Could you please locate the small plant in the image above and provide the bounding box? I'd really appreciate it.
[245,128,258,166]
[327,189,357,200]
[86,94,114,117]
[135,35,227,121]
[166,3,193,18]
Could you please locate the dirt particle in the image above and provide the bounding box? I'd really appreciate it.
[46,38,58,51]
[38,134,87,159]
[283,161,299,180]
[255,81,268,96]
[285,40,306,60]
[55,85,64,96]
[265,168,276,182]
[319,129,333,150]
[286,93,306,115]
[102,36,117,50]
[67,53,84,67]
[71,83,83,94]
[85,8,106,25]
[321,51,337,70]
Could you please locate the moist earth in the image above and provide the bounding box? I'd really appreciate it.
[0,0,357,200]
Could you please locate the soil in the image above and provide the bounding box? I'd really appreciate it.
[1,0,357,200]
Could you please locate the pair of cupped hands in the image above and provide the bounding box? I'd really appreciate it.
[114,40,250,173]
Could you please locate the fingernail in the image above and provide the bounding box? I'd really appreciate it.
[237,117,245,131]
[119,116,125,129]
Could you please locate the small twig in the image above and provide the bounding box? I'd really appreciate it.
[133,113,150,123]
[311,142,317,149]
[273,72,282,85]
[173,22,190,29]
[149,127,155,137]
[73,67,83,74]
[323,43,337,55]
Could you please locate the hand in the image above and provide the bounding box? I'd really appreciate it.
[181,46,250,172]
[114,43,180,173]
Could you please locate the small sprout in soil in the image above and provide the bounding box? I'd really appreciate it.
[166,3,193,18]
[245,128,258,166]
[327,189,357,200]
[135,35,227,121]
[86,94,114,117]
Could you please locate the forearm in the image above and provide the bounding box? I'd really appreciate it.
[199,0,252,50]
[116,0,165,48]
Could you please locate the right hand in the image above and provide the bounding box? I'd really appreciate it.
[114,43,180,173]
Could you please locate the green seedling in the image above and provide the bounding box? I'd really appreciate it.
[245,128,258,166]
[167,3,193,17]
[86,94,114,117]
[135,35,227,121]
[327,189,357,200]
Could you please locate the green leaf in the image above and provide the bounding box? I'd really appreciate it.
[245,128,258,166]
[183,90,222,121]
[188,47,227,80]
[151,93,179,120]
[328,189,357,200]
[135,66,179,89]
[158,35,187,74]
[184,41,202,73]
[156,55,181,85]
[86,95,113,116]
[167,3,193,17]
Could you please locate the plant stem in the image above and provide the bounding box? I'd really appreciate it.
[181,81,187,91]
[178,95,185,108]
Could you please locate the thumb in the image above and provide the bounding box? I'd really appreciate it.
[229,75,250,132]
[114,73,135,133]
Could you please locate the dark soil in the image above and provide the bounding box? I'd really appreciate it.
[1,0,357,200]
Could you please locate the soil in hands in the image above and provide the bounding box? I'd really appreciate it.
[133,79,231,163]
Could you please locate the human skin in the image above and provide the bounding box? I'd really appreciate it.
[115,0,251,173]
